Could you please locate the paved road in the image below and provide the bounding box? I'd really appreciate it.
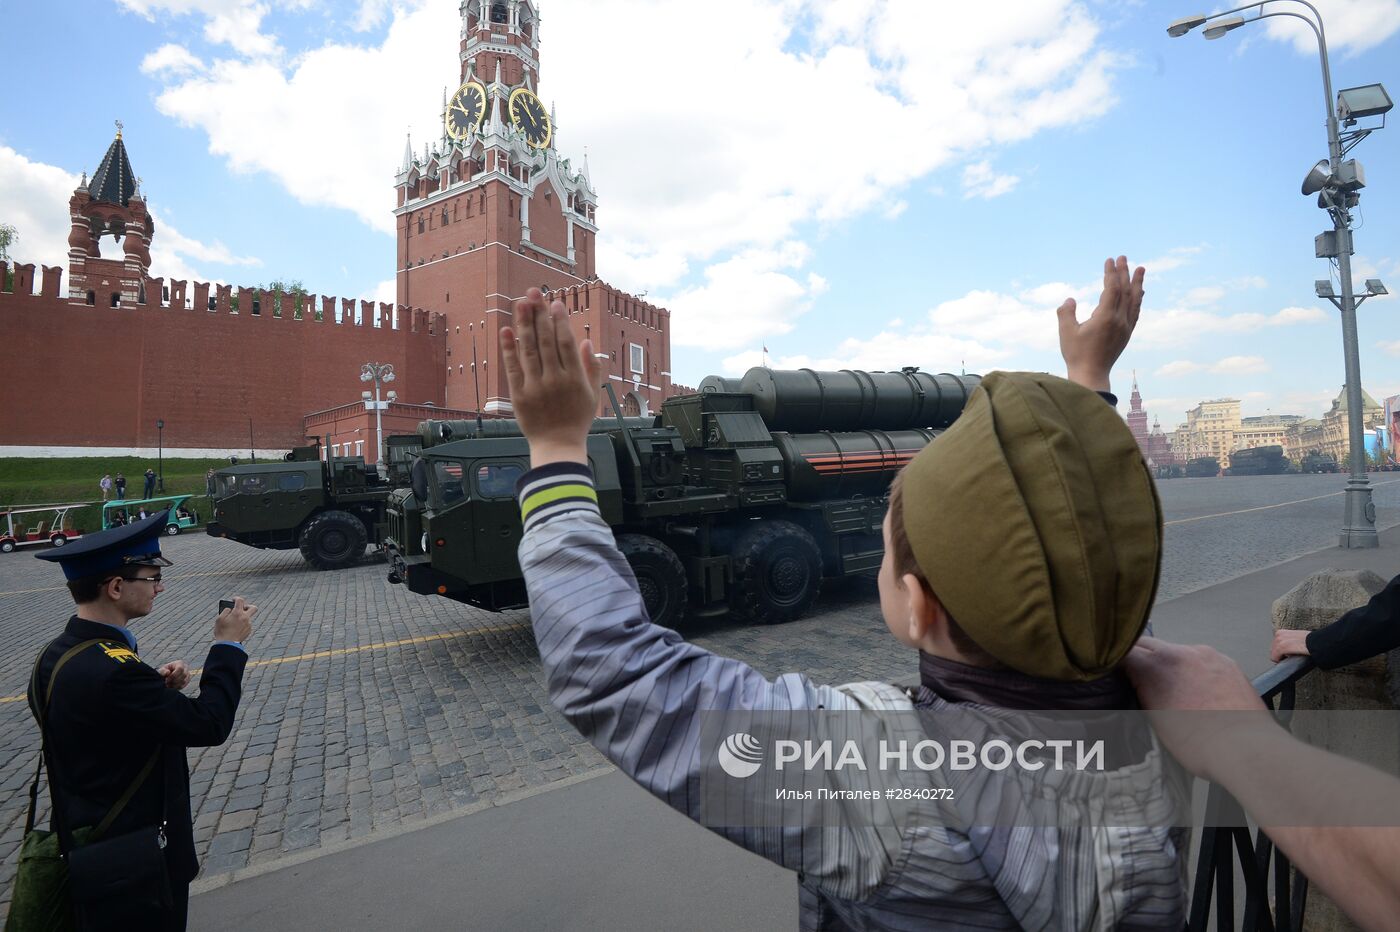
[0,472,1396,911]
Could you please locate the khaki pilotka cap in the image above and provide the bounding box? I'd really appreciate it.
[900,371,1163,682]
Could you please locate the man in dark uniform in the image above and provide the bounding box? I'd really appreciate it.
[27,511,257,930]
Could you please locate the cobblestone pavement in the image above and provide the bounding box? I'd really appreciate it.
[0,472,1397,903]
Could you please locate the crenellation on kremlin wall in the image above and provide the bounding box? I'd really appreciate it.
[0,259,447,455]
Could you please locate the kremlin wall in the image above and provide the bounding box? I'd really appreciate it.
[0,259,446,456]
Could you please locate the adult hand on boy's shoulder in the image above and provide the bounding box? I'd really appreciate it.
[1056,256,1146,393]
[500,287,605,467]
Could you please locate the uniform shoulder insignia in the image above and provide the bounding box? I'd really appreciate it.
[100,642,143,665]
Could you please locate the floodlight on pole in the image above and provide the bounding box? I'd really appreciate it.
[1337,84,1393,121]
[1167,0,1384,548]
[1315,280,1336,298]
[1365,279,1388,296]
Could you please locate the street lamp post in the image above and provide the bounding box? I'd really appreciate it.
[156,419,165,493]
[1169,1,1391,548]
[360,362,396,465]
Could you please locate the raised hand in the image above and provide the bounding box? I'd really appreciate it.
[1056,256,1146,393]
[500,288,604,467]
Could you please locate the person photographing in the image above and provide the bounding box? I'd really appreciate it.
[10,512,256,931]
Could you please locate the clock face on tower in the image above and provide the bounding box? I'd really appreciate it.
[445,81,488,140]
[508,87,552,149]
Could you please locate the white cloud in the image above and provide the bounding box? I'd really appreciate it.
[1135,304,1330,348]
[1380,339,1400,356]
[117,0,282,58]
[666,242,828,351]
[1260,0,1400,55]
[1211,355,1270,375]
[1182,285,1225,306]
[961,161,1020,199]
[0,146,260,287]
[1270,306,1328,325]
[372,278,396,304]
[1156,360,1203,378]
[720,330,1007,378]
[137,0,1126,289]
[140,44,205,77]
[352,0,394,31]
[0,146,82,271]
[882,200,909,220]
[1156,355,1270,378]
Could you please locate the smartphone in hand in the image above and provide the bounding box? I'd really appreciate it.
[218,599,235,614]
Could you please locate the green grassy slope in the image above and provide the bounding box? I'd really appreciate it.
[0,457,227,534]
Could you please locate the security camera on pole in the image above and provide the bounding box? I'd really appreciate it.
[360,362,396,468]
[1168,1,1391,548]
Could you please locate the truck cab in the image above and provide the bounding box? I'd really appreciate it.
[207,434,422,569]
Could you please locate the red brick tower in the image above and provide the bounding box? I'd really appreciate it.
[67,123,154,308]
[395,0,672,416]
[1126,372,1149,446]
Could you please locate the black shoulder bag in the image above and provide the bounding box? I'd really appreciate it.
[5,640,171,932]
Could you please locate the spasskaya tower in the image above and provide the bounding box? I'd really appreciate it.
[395,0,676,416]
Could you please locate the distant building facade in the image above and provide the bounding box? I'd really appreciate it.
[1235,414,1303,457]
[1176,398,1242,463]
[1287,386,1384,464]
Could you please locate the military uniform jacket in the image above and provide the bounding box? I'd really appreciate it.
[27,617,247,884]
[1307,572,1400,670]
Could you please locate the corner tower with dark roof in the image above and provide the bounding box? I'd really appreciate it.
[67,123,155,308]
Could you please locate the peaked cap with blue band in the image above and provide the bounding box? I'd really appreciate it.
[35,511,175,580]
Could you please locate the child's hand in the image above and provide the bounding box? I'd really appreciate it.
[500,288,604,467]
[1056,256,1145,393]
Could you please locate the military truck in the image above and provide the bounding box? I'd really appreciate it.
[384,367,979,627]
[1226,445,1290,476]
[206,434,422,569]
[1185,456,1221,478]
[1300,450,1340,473]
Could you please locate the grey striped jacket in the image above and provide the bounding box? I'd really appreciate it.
[517,465,1188,931]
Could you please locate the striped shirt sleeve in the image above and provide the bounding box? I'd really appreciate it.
[515,461,601,533]
[514,464,900,900]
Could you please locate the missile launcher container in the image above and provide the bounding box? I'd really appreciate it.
[384,368,979,626]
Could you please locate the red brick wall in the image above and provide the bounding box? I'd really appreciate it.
[0,263,447,451]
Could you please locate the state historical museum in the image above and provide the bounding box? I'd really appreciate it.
[0,0,676,458]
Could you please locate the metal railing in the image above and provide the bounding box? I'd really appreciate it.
[1187,654,1316,932]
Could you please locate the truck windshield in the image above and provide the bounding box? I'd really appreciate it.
[217,475,239,498]
[431,461,466,508]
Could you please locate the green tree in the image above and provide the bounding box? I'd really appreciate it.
[263,279,311,318]
[0,223,16,291]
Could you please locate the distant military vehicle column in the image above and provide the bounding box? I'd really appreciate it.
[384,367,979,626]
[207,435,421,569]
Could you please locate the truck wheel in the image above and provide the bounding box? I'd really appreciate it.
[616,534,687,629]
[730,521,822,624]
[299,510,368,570]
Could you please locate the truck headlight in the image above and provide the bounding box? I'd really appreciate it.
[421,532,429,553]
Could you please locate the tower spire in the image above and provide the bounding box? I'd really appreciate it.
[402,132,413,173]
[91,127,137,207]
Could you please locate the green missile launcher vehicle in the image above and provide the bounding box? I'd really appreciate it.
[206,434,422,569]
[1226,445,1290,476]
[384,367,979,627]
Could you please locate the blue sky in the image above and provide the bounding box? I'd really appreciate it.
[1,0,1397,426]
